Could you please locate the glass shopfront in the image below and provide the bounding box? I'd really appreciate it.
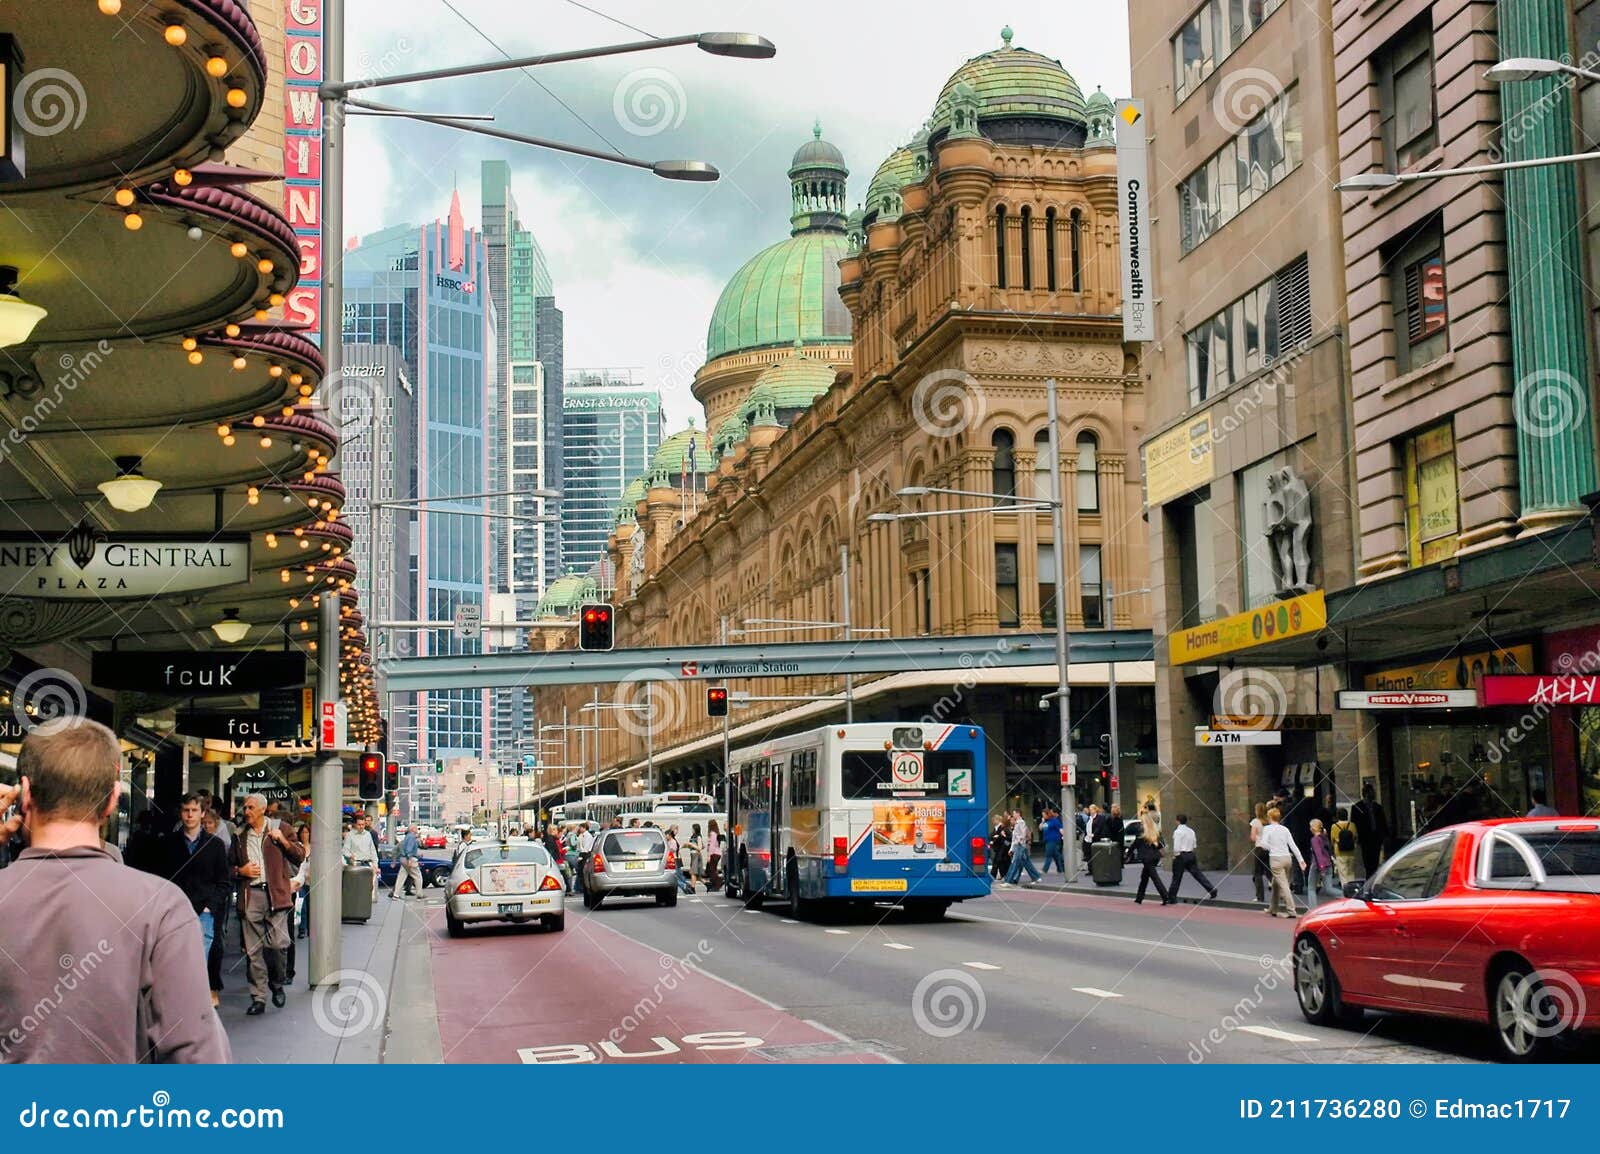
[1385,714,1547,838]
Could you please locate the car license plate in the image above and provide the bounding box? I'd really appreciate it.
[625,860,649,870]
[499,903,523,915]
[935,862,960,872]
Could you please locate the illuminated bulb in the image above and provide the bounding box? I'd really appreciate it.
[225,323,240,337]
[259,435,272,448]
[173,168,193,187]
[289,598,300,609]
[256,257,272,274]
[230,242,248,259]
[281,406,294,418]
[298,384,313,398]
[288,372,302,386]
[320,500,332,511]
[188,350,204,365]
[303,473,315,483]
[254,309,269,320]
[232,356,247,371]
[306,448,318,459]
[114,187,135,207]
[164,24,187,46]
[280,569,291,582]
[316,455,328,466]
[216,423,230,437]
[309,642,317,652]
[251,414,265,427]
[246,486,259,504]
[265,533,278,548]
[300,620,310,633]
[304,574,314,583]
[299,538,309,550]
[268,364,283,378]
[270,293,285,308]
[184,338,199,352]
[223,434,235,446]
[227,89,247,109]
[206,57,228,78]
[98,0,121,14]
[306,495,318,505]
[123,212,143,231]
[293,526,304,537]
[321,542,331,552]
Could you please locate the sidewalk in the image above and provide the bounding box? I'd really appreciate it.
[221,887,442,1064]
[1002,858,1341,912]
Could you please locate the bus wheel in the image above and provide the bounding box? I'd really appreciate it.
[906,900,950,922]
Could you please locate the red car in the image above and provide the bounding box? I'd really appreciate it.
[420,832,447,849]
[1294,817,1600,1061]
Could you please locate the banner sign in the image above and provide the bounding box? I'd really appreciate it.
[870,801,945,860]
[1143,415,1213,508]
[1337,689,1478,710]
[283,0,324,342]
[1210,713,1332,731]
[91,651,306,694]
[0,531,249,599]
[1363,644,1534,692]
[175,710,302,741]
[1480,675,1600,706]
[1168,589,1326,665]
[1195,728,1282,746]
[1115,99,1153,342]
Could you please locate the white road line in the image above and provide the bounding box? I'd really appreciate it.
[1072,986,1124,999]
[949,911,1277,964]
[581,917,790,1014]
[1237,1025,1317,1043]
[801,1019,905,1064]
[882,942,913,950]
[780,919,799,924]
[689,898,704,903]
[824,928,850,935]
[963,961,1002,971]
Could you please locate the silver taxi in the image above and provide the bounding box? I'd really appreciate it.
[444,840,565,935]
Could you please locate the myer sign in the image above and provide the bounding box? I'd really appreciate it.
[0,530,250,599]
[1115,99,1154,342]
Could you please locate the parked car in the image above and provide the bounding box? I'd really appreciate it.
[376,847,451,892]
[1293,817,1600,1061]
[419,830,447,849]
[444,840,565,936]
[581,827,678,910]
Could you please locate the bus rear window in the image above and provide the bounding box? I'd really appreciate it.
[840,749,973,798]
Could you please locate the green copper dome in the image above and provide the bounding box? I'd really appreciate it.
[747,346,837,414]
[649,427,713,479]
[864,146,916,223]
[537,572,598,616]
[713,412,748,457]
[791,119,847,174]
[613,476,647,524]
[705,229,853,361]
[930,26,1089,140]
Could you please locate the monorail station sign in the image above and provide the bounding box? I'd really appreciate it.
[92,651,306,695]
[0,531,249,599]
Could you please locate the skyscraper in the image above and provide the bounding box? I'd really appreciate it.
[561,371,663,584]
[536,296,565,587]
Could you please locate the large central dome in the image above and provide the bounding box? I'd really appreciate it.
[704,124,853,363]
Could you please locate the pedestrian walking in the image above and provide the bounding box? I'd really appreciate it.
[1132,820,1172,905]
[1167,813,1218,902]
[343,810,380,903]
[705,820,724,890]
[232,792,305,1015]
[575,823,595,894]
[1306,819,1336,908]
[686,823,705,892]
[1002,810,1041,886]
[1350,783,1388,877]
[201,808,232,999]
[391,824,423,899]
[1249,801,1270,903]
[1101,804,1125,849]
[1329,807,1359,887]
[989,818,1010,880]
[1258,807,1305,919]
[1040,807,1066,875]
[1526,789,1559,818]
[163,793,231,1009]
[0,722,229,1062]
[1081,804,1101,871]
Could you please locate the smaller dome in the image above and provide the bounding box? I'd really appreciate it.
[537,571,599,617]
[864,146,916,222]
[613,476,647,524]
[650,426,713,479]
[713,412,748,458]
[790,120,847,174]
[1085,86,1114,111]
[752,345,837,409]
[929,27,1089,141]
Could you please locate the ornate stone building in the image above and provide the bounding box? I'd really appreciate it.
[530,30,1154,815]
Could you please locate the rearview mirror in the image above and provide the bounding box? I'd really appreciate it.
[1342,880,1366,899]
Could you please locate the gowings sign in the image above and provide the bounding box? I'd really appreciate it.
[0,528,250,599]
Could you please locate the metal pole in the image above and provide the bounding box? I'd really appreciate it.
[645,696,655,794]
[591,686,600,794]
[719,616,730,823]
[1046,378,1078,877]
[561,703,569,803]
[841,543,854,723]
[309,0,346,989]
[1106,579,1120,816]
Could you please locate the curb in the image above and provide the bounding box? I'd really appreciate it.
[1039,882,1267,913]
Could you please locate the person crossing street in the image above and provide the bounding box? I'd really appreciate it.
[391,824,423,899]
[1166,813,1218,902]
[1001,810,1041,887]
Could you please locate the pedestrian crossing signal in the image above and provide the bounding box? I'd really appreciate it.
[358,753,383,801]
[707,686,729,717]
[578,602,614,651]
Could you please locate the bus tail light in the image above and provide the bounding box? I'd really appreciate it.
[971,836,986,869]
[592,852,607,874]
[454,878,478,896]
[833,836,849,872]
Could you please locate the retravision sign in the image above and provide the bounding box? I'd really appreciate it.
[0,530,249,599]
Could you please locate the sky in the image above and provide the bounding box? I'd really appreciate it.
[342,1,1134,428]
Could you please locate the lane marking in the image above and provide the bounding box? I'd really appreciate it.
[949,911,1280,964]
[882,942,913,950]
[824,928,850,935]
[780,919,799,924]
[581,916,790,1013]
[690,898,704,903]
[1072,986,1123,999]
[963,961,1002,971]
[1237,1025,1317,1043]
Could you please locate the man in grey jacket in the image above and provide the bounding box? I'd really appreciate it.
[0,719,230,1063]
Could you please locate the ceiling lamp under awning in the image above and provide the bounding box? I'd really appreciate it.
[211,608,249,644]
[0,266,48,348]
[97,456,163,512]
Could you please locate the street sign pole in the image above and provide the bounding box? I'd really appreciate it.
[1107,579,1120,813]
[1047,378,1078,877]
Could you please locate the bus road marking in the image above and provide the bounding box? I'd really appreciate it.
[882,942,913,950]
[780,919,799,924]
[1072,987,1123,999]
[1237,1025,1317,1043]
[824,928,850,935]
[963,962,1001,971]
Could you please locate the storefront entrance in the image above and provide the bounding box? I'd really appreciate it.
[1384,714,1548,838]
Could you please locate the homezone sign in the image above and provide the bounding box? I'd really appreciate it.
[0,533,249,598]
[92,651,306,694]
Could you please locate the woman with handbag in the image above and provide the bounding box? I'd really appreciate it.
[705,820,723,890]
[1132,822,1172,905]
[1249,802,1270,905]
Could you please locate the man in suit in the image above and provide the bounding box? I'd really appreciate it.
[1100,804,1125,848]
[230,792,305,1016]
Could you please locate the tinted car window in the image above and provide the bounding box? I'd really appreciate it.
[602,831,665,857]
[463,844,550,870]
[1369,835,1451,901]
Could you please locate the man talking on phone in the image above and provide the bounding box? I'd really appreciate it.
[231,792,305,1016]
[0,719,229,1062]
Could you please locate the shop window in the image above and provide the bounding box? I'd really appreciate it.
[1377,17,1437,170]
[1076,432,1099,512]
[1403,422,1459,567]
[1079,544,1103,627]
[1387,217,1448,375]
[996,544,1020,627]
[1038,543,1057,629]
[992,429,1016,497]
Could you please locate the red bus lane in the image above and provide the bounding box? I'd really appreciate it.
[427,908,894,1064]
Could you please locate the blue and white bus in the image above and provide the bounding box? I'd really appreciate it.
[724,722,991,918]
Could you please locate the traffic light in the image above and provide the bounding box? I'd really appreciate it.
[384,760,399,794]
[578,602,614,651]
[1097,733,1113,768]
[358,752,383,800]
[434,759,444,774]
[706,685,729,717]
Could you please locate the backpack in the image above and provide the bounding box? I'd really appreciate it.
[1336,823,1355,853]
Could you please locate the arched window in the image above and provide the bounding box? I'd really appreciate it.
[1076,431,1099,512]
[1069,209,1083,293]
[1045,207,1058,291]
[992,429,1016,497]
[1020,206,1033,290]
[994,205,1007,288]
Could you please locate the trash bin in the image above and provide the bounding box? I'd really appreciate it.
[342,865,374,923]
[1090,839,1124,886]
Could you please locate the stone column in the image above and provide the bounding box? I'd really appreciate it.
[966,451,999,632]
[1015,449,1041,627]
[1499,0,1597,528]
[1101,455,1129,625]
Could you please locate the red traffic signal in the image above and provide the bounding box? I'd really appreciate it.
[578,602,614,651]
[384,761,399,794]
[358,752,383,801]
[706,686,729,717]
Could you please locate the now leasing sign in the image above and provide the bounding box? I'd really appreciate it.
[0,531,249,599]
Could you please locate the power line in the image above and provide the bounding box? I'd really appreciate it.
[563,0,658,39]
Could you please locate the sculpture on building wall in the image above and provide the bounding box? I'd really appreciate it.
[629,529,647,585]
[1264,466,1314,597]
